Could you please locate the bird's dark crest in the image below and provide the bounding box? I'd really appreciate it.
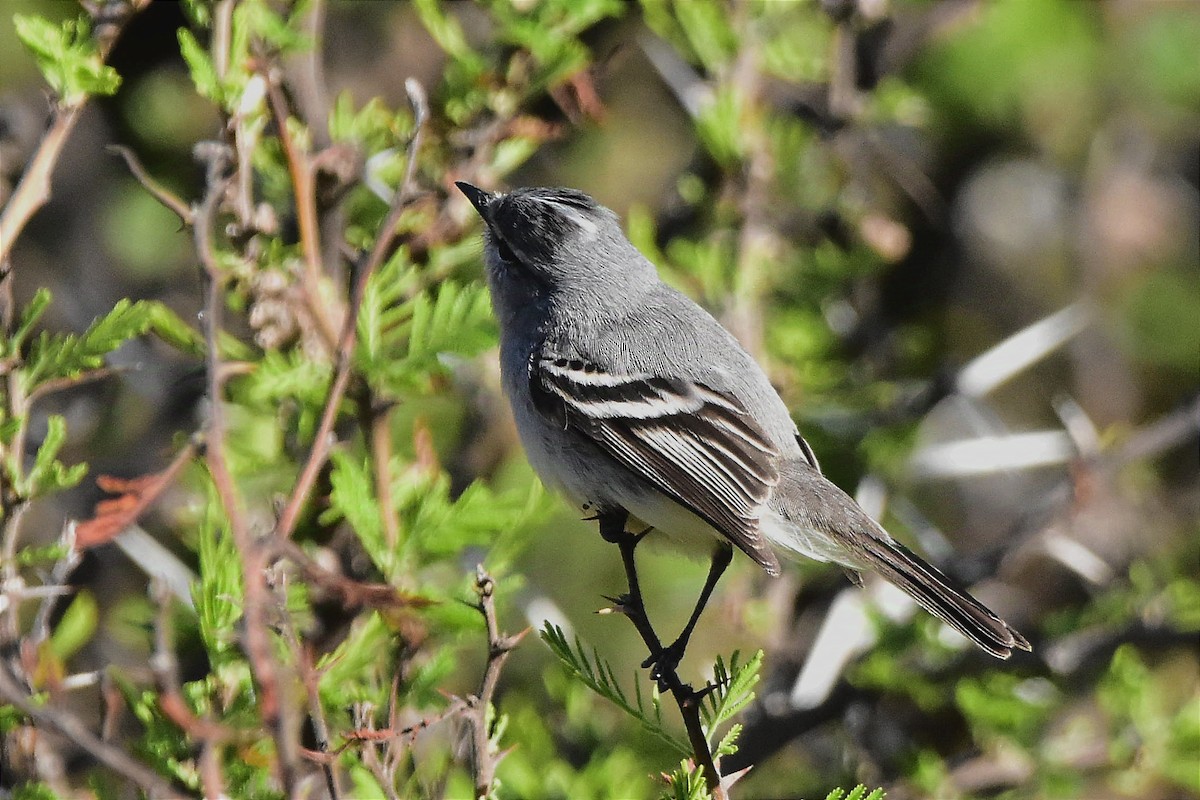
[490,187,604,261]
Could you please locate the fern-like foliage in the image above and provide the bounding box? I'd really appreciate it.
[19,415,87,498]
[540,623,690,756]
[21,298,155,391]
[661,758,710,800]
[699,649,762,754]
[824,785,886,800]
[356,248,495,395]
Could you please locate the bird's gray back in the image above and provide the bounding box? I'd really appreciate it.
[544,281,804,459]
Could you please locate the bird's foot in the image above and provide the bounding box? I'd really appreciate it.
[642,637,687,689]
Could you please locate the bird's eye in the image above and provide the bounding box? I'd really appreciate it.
[494,236,517,263]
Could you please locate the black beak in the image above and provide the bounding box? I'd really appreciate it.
[455,181,493,221]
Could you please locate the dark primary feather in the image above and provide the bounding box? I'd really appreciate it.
[775,460,1031,659]
[862,536,1031,658]
[532,354,783,575]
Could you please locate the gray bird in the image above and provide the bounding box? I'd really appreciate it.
[457,182,1030,668]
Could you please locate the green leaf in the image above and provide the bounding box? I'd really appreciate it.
[540,623,690,757]
[11,542,69,569]
[178,27,221,102]
[6,288,52,358]
[661,757,711,800]
[674,0,737,71]
[357,264,495,394]
[412,0,485,69]
[241,349,331,407]
[699,650,761,745]
[192,490,244,660]
[825,787,886,800]
[316,611,398,705]
[403,475,543,563]
[321,451,392,575]
[13,13,121,104]
[49,592,98,661]
[144,301,204,357]
[491,136,541,176]
[235,0,311,55]
[11,782,61,800]
[22,415,87,498]
[23,299,156,394]
[694,86,744,168]
[405,281,494,363]
[328,93,412,152]
[955,673,1058,744]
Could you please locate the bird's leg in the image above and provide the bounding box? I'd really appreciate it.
[597,513,726,795]
[643,543,733,681]
[597,511,673,681]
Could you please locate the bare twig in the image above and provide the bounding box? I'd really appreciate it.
[26,365,126,406]
[0,659,181,798]
[725,0,773,363]
[466,566,529,798]
[0,502,29,648]
[264,70,341,351]
[358,389,403,551]
[149,581,231,799]
[354,701,402,800]
[338,697,468,751]
[27,527,82,646]
[0,103,82,267]
[273,79,429,542]
[106,145,194,225]
[267,536,419,610]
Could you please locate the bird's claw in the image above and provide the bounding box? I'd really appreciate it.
[641,639,687,687]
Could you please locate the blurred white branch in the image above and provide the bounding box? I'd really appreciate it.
[956,303,1091,398]
[910,430,1076,478]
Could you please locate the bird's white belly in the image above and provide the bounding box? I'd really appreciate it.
[508,383,727,557]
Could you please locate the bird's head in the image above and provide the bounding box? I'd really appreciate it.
[456,183,657,299]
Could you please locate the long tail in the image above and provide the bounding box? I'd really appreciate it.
[772,461,1031,659]
[859,535,1030,659]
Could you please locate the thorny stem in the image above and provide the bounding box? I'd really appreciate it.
[193,143,300,795]
[598,512,727,800]
[468,567,528,799]
[264,71,342,352]
[277,574,342,800]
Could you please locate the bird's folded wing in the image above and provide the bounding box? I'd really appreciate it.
[532,354,782,575]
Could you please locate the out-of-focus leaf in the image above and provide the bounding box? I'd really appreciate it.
[13,14,121,104]
[49,592,98,661]
[22,415,87,498]
[178,27,220,101]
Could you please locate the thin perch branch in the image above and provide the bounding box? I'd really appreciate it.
[106,145,194,225]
